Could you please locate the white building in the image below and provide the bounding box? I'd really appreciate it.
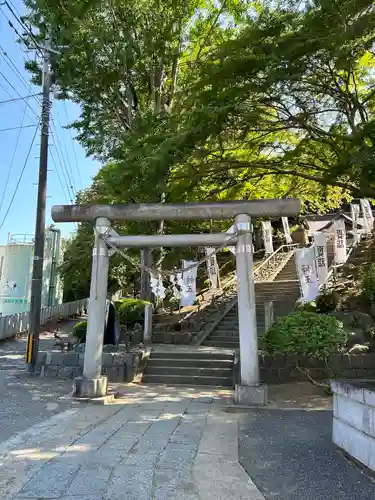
[0,226,63,316]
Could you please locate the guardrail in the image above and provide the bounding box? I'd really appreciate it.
[0,298,88,341]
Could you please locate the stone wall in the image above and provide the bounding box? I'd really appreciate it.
[259,353,375,384]
[36,350,143,382]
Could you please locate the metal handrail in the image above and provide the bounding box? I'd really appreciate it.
[253,243,299,279]
[180,243,299,325]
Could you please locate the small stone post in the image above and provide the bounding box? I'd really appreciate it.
[264,301,274,332]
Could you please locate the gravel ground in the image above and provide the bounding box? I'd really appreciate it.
[239,410,374,500]
[0,319,79,442]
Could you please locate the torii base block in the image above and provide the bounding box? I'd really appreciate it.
[234,384,268,406]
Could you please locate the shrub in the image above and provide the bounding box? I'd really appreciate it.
[295,300,317,313]
[117,299,151,326]
[114,300,126,311]
[315,290,340,313]
[72,321,87,343]
[261,310,346,359]
[360,263,375,303]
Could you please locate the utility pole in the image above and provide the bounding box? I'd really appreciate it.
[26,33,52,370]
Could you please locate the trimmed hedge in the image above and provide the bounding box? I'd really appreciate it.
[261,310,346,359]
[117,299,151,326]
[72,321,87,343]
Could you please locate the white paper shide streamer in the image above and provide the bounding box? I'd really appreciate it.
[313,232,328,286]
[149,273,166,299]
[225,223,236,255]
[205,248,219,289]
[295,246,319,302]
[169,273,183,299]
[282,217,293,244]
[333,219,346,264]
[180,260,198,307]
[360,199,374,234]
[262,221,274,255]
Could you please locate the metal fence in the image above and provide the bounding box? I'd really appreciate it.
[0,298,88,341]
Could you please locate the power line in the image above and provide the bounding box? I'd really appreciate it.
[6,0,42,51]
[1,1,43,55]
[63,100,83,189]
[0,42,33,89]
[0,78,37,123]
[0,92,41,104]
[55,109,77,193]
[48,146,72,204]
[0,123,36,132]
[0,124,39,231]
[49,135,75,202]
[0,82,32,215]
[50,119,76,200]
[0,69,40,119]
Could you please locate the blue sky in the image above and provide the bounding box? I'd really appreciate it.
[0,0,101,245]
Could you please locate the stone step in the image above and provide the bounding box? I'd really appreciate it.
[149,350,234,360]
[203,340,239,348]
[145,366,233,377]
[148,358,233,368]
[208,334,239,341]
[142,373,233,387]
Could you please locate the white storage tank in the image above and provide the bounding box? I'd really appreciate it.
[0,235,33,316]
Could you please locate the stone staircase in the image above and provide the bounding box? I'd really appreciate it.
[143,247,299,386]
[142,348,234,387]
[202,251,301,348]
[202,281,301,348]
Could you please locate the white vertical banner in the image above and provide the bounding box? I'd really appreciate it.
[282,217,293,244]
[360,199,374,234]
[350,203,360,242]
[180,260,198,307]
[313,232,328,286]
[205,248,219,289]
[295,246,319,302]
[333,219,347,264]
[262,221,274,254]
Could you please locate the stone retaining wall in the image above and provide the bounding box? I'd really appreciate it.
[332,380,375,472]
[260,353,375,383]
[36,350,143,382]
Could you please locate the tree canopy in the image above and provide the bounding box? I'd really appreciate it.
[24,0,375,298]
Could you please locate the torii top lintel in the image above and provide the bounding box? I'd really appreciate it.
[51,199,300,223]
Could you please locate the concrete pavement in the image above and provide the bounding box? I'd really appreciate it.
[239,409,374,500]
[0,384,264,500]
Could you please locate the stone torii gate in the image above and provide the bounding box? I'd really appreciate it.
[52,199,300,404]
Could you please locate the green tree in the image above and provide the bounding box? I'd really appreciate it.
[25,0,375,298]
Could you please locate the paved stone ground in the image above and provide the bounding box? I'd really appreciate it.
[0,384,264,500]
[239,409,374,500]
[0,319,81,441]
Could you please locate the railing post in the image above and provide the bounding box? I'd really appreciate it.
[143,303,153,345]
[264,300,274,332]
